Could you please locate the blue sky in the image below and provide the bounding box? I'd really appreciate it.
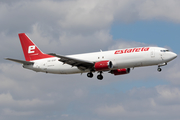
[111,20,180,53]
[0,0,180,120]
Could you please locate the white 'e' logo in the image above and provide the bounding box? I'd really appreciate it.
[28,45,35,53]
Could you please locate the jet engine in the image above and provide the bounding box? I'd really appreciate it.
[94,60,113,71]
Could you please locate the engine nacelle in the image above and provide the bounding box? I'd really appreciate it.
[94,60,113,71]
[111,68,130,75]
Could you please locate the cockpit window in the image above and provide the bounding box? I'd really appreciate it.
[160,50,170,52]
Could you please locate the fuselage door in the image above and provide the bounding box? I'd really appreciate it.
[151,49,155,58]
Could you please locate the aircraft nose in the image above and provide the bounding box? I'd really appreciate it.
[171,52,177,59]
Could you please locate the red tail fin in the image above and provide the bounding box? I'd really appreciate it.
[19,33,53,61]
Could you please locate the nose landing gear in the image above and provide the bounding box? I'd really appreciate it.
[157,62,167,72]
[157,67,162,72]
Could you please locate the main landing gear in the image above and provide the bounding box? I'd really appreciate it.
[97,72,103,80]
[87,72,93,78]
[87,71,103,80]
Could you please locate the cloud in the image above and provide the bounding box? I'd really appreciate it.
[2,108,35,116]
[92,85,180,120]
[138,0,180,22]
[95,105,125,116]
[112,0,180,23]
[1,0,180,55]
[0,93,53,108]
[156,85,180,105]
[1,0,180,34]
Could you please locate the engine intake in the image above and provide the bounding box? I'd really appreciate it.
[111,68,130,75]
[94,60,113,71]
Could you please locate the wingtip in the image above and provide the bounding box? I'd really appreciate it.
[5,58,15,61]
[4,58,9,60]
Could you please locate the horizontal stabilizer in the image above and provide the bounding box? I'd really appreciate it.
[5,58,34,65]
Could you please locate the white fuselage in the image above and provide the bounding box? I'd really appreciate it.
[23,47,177,74]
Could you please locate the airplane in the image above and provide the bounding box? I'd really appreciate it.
[6,33,177,80]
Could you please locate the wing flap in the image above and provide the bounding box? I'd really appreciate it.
[5,58,34,65]
[48,53,94,70]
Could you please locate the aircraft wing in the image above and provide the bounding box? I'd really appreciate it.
[48,53,94,70]
[5,58,34,65]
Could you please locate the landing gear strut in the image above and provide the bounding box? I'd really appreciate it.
[97,71,103,80]
[87,72,93,78]
[157,62,167,72]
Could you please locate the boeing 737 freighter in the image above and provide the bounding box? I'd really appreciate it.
[6,33,177,80]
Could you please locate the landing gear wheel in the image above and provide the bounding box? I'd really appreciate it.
[157,67,162,72]
[87,72,93,78]
[97,74,103,80]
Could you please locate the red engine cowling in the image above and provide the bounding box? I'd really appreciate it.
[94,60,113,71]
[111,68,130,75]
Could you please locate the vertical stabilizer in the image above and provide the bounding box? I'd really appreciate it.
[19,33,53,61]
